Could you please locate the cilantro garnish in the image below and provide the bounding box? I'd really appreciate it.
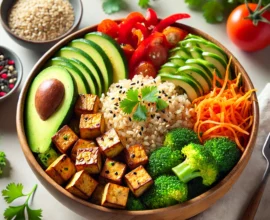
[138,0,150,8]
[2,183,42,220]
[120,86,168,121]
[0,151,6,175]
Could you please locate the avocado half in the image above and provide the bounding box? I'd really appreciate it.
[25,66,77,153]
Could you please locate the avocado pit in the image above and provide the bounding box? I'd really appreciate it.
[35,78,65,120]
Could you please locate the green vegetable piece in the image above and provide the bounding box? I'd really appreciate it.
[133,103,147,121]
[202,1,224,23]
[172,143,218,186]
[102,0,127,14]
[156,99,169,110]
[0,151,6,175]
[147,146,183,178]
[163,128,200,151]
[138,0,150,8]
[141,175,188,209]
[126,193,146,210]
[204,137,241,174]
[2,183,42,220]
[141,86,158,103]
[187,177,210,199]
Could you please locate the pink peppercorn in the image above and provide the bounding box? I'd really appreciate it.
[8,60,15,65]
[0,66,3,71]
[0,92,6,97]
[9,84,14,89]
[1,74,8,79]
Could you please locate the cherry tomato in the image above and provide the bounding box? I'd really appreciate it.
[97,19,119,39]
[162,26,188,47]
[146,44,168,68]
[130,61,157,79]
[227,3,270,52]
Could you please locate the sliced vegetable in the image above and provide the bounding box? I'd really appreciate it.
[146,8,158,27]
[163,26,188,47]
[97,19,119,39]
[130,61,157,79]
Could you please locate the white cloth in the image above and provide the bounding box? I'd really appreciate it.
[191,83,270,220]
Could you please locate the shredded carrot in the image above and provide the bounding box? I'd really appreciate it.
[192,58,256,152]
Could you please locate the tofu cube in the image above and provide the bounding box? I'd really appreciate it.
[45,154,76,185]
[79,113,105,139]
[66,170,98,200]
[75,147,102,174]
[90,184,105,205]
[125,165,153,197]
[74,94,100,117]
[99,158,126,185]
[71,139,97,161]
[101,183,129,209]
[124,144,149,169]
[52,125,78,154]
[96,128,124,158]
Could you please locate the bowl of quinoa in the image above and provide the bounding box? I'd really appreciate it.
[0,0,83,52]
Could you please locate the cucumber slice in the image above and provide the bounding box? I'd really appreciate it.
[57,47,103,96]
[169,46,191,59]
[47,57,90,94]
[159,62,179,74]
[169,56,186,66]
[202,52,227,78]
[85,32,128,82]
[159,72,201,101]
[69,39,113,92]
[185,59,214,80]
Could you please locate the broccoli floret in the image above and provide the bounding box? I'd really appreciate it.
[126,194,145,210]
[187,177,210,199]
[141,175,188,209]
[0,151,6,175]
[163,128,200,151]
[146,146,184,178]
[172,143,218,186]
[204,137,241,174]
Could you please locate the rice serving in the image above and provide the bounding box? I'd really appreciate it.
[100,75,195,154]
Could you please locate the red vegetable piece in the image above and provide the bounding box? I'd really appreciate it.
[132,22,150,46]
[0,92,6,97]
[0,66,3,71]
[120,43,135,62]
[130,61,157,79]
[7,60,15,65]
[126,12,145,21]
[9,84,14,89]
[97,19,119,39]
[1,74,7,79]
[146,44,168,68]
[162,26,189,47]
[145,8,158,27]
[152,13,191,33]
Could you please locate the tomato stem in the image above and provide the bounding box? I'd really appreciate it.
[244,0,270,25]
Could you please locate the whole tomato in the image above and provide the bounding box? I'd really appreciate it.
[227,3,270,52]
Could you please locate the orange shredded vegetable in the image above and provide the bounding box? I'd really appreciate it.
[192,58,255,152]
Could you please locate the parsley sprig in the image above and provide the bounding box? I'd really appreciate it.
[0,151,6,175]
[120,86,168,121]
[2,183,42,220]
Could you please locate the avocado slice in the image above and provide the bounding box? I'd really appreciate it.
[47,57,90,94]
[57,47,103,96]
[38,147,59,168]
[84,32,128,82]
[69,38,113,92]
[25,66,77,153]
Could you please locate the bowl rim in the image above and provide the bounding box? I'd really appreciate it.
[0,0,83,44]
[16,21,259,218]
[0,45,23,101]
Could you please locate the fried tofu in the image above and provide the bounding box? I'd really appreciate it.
[79,113,105,139]
[74,94,100,117]
[99,158,126,185]
[75,147,102,174]
[90,184,105,205]
[66,170,98,200]
[45,154,76,185]
[124,144,148,170]
[96,128,124,158]
[52,125,78,154]
[71,139,97,161]
[125,165,153,197]
[101,183,129,209]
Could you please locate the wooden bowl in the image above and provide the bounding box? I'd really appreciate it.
[16,22,259,219]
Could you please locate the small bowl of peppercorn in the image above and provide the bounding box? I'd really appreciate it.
[0,0,83,53]
[0,46,23,102]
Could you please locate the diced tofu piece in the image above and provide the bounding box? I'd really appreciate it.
[96,128,124,158]
[74,94,100,117]
[124,144,148,169]
[71,139,97,161]
[125,165,153,197]
[66,170,98,200]
[45,154,76,185]
[79,113,105,139]
[75,147,102,174]
[101,183,129,209]
[99,158,126,185]
[52,125,78,154]
[90,184,105,205]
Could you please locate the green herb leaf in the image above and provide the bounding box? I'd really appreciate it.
[4,205,25,220]
[27,206,43,220]
[133,103,147,121]
[126,89,139,102]
[185,0,206,9]
[120,99,138,114]
[2,183,25,203]
[102,0,127,14]
[142,86,158,103]
[202,1,224,23]
[138,0,150,8]
[156,99,169,111]
[0,151,6,175]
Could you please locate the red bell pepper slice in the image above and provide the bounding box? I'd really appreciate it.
[97,19,119,39]
[145,8,158,27]
[132,22,150,46]
[152,13,191,33]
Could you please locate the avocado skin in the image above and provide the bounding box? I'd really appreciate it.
[25,66,78,154]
